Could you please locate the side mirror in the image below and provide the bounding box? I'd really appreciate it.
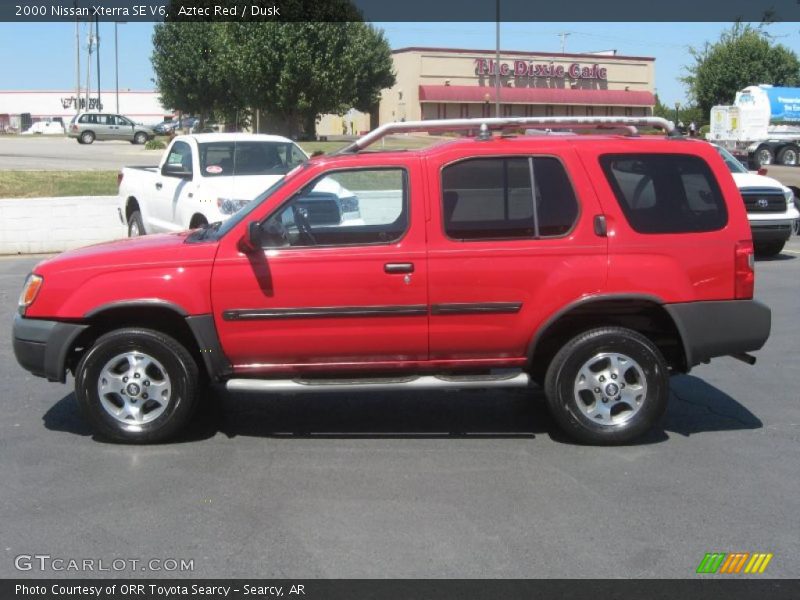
[240,221,262,253]
[161,163,192,179]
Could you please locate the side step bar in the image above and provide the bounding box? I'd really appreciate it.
[226,371,530,393]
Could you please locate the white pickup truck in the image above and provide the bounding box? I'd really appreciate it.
[118,133,360,236]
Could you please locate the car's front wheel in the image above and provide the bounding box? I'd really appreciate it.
[75,328,199,443]
[544,327,669,445]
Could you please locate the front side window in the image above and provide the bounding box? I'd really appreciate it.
[165,141,193,173]
[198,141,306,177]
[261,168,407,248]
[600,154,728,234]
[441,156,579,240]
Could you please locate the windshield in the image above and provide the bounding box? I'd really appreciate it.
[713,144,748,174]
[198,141,307,177]
[209,163,310,240]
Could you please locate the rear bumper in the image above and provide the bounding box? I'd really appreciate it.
[665,300,771,369]
[12,315,88,382]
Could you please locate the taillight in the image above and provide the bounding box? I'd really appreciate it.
[117,171,124,188]
[71,124,78,132]
[735,240,755,299]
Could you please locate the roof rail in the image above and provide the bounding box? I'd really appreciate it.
[337,116,676,154]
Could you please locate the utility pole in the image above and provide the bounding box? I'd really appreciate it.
[495,0,500,118]
[558,32,571,53]
[85,23,93,111]
[74,1,80,112]
[95,16,101,110]
[115,22,119,113]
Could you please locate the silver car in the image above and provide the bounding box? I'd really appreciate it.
[68,112,155,145]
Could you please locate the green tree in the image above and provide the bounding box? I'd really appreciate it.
[151,22,240,126]
[683,23,800,117]
[221,22,395,137]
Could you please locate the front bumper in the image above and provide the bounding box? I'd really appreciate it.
[665,300,771,369]
[12,315,88,382]
[750,221,794,243]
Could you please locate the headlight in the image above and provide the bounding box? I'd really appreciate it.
[18,273,43,314]
[216,198,250,215]
[785,188,795,208]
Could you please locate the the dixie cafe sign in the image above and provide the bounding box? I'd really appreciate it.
[475,58,607,80]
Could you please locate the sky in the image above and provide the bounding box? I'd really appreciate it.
[0,21,799,106]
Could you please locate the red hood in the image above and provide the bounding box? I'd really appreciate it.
[27,233,219,319]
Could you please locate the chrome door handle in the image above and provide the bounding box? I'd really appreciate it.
[384,263,414,274]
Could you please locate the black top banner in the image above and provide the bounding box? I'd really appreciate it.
[3,0,800,22]
[3,579,800,600]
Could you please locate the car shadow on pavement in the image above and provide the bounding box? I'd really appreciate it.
[756,253,795,262]
[43,375,762,444]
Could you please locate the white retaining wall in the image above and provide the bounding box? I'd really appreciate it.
[0,196,125,255]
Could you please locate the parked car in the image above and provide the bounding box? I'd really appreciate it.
[712,144,799,257]
[67,112,154,145]
[153,117,200,136]
[21,120,65,135]
[117,133,360,236]
[12,117,771,445]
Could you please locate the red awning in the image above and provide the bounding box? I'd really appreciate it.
[419,85,655,107]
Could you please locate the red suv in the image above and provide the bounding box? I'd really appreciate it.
[12,117,771,444]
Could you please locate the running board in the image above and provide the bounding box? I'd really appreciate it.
[226,371,530,393]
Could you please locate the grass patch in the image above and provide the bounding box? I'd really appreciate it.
[0,170,118,198]
[145,139,167,150]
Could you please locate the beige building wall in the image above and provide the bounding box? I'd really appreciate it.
[319,47,655,137]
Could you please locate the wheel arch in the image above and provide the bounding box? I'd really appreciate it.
[527,295,688,383]
[124,196,140,221]
[67,302,230,382]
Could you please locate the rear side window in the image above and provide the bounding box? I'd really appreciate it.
[600,154,728,234]
[441,157,578,240]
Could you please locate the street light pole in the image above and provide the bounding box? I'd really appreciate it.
[495,0,500,118]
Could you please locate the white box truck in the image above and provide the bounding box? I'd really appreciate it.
[707,84,800,167]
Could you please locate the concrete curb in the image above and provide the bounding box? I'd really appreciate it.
[0,195,125,255]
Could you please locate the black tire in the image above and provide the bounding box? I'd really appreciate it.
[754,145,774,167]
[75,328,199,443]
[80,131,95,144]
[777,145,799,167]
[76,138,85,145]
[754,240,785,258]
[127,209,145,237]
[133,131,148,145]
[544,327,669,445]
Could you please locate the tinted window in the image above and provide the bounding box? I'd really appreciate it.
[441,157,578,240]
[262,168,407,248]
[199,141,306,177]
[600,154,727,234]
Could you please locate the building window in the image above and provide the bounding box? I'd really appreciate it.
[441,157,579,241]
[605,106,613,116]
[586,106,594,116]
[545,105,554,117]
[624,107,633,116]
[566,106,575,116]
[460,103,468,118]
[600,154,728,234]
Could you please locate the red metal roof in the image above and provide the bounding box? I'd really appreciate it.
[394,46,655,62]
[419,85,655,107]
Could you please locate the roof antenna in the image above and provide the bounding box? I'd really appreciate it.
[477,122,491,141]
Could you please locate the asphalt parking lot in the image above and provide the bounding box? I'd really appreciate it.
[1,238,798,579]
[0,136,160,171]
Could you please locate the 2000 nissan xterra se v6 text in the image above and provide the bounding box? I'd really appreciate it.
[12,117,771,445]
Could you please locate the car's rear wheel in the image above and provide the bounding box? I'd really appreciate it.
[80,131,95,145]
[754,145,774,167]
[777,145,799,166]
[755,240,785,257]
[133,131,148,145]
[544,327,669,445]
[75,328,199,443]
[127,210,145,237]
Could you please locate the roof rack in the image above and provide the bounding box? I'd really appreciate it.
[337,116,677,154]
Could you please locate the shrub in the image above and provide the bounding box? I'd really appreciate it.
[145,139,166,150]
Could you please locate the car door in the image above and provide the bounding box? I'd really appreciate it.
[425,145,607,362]
[210,159,429,374]
[114,115,135,141]
[147,141,195,232]
[94,114,114,140]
